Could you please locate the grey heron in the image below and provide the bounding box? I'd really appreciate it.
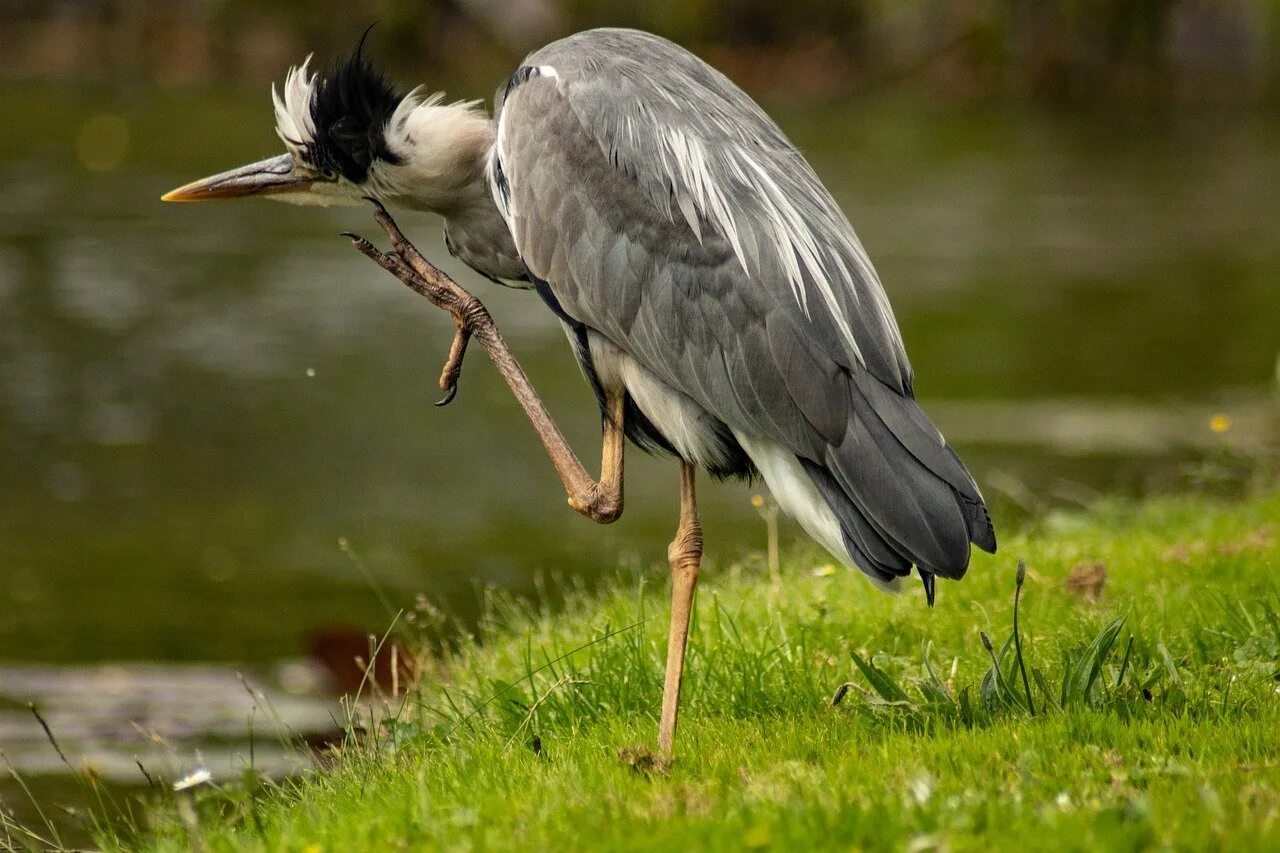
[164,27,996,758]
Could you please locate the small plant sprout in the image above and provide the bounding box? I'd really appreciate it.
[751,493,781,585]
[838,557,1158,728]
[1012,558,1036,715]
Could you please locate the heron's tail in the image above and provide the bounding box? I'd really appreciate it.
[736,373,994,601]
[804,372,995,593]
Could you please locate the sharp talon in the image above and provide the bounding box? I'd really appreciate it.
[340,231,360,240]
[434,384,459,407]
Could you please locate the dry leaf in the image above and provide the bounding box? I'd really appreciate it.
[1065,561,1107,603]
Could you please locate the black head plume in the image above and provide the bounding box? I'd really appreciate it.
[307,24,405,183]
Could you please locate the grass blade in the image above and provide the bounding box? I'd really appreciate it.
[1068,615,1126,705]
[850,651,911,704]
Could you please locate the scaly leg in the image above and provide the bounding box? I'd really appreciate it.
[344,200,623,523]
[658,462,702,758]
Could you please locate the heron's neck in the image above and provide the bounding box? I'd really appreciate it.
[375,96,524,280]
[377,97,495,216]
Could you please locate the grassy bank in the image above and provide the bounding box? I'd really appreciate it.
[67,493,1280,849]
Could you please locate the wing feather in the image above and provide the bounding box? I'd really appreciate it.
[492,28,995,579]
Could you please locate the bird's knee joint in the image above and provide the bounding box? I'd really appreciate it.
[667,529,702,574]
[568,489,622,524]
[588,499,622,524]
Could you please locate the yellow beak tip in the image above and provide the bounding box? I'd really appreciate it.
[161,155,307,204]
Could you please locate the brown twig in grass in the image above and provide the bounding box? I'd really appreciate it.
[134,758,157,790]
[350,611,404,710]
[28,704,71,771]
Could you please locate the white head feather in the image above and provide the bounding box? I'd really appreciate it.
[265,56,493,213]
[272,56,319,159]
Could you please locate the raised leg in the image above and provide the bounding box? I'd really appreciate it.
[344,200,622,524]
[658,461,702,758]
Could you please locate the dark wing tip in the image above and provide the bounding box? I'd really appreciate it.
[920,570,936,607]
[961,495,997,554]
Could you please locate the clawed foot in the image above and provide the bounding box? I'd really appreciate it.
[434,319,470,407]
[342,199,491,408]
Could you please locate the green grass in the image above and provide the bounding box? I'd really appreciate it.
[32,492,1280,851]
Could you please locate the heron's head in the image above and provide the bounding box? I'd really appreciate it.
[163,34,491,213]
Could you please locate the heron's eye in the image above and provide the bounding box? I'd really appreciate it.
[321,168,339,181]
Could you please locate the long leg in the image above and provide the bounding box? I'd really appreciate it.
[344,201,622,523]
[658,461,702,758]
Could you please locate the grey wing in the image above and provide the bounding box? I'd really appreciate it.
[493,28,995,580]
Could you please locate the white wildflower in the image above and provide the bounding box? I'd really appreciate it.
[173,767,212,791]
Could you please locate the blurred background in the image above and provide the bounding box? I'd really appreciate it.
[1,0,1278,837]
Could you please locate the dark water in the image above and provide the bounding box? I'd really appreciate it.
[0,87,1278,802]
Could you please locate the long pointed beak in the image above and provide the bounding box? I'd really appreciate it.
[162,153,315,202]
